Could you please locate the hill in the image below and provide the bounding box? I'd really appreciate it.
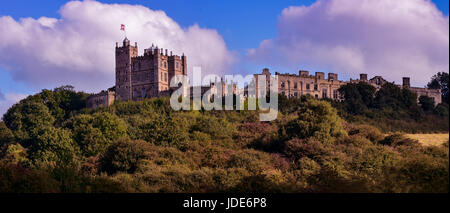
[0,85,448,193]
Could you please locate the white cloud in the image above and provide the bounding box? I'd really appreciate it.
[248,0,449,87]
[0,92,28,119]
[0,0,237,92]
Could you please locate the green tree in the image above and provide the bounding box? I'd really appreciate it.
[338,82,376,114]
[372,82,421,118]
[419,95,435,112]
[99,139,152,174]
[0,122,14,147]
[427,72,449,104]
[28,127,80,165]
[3,101,55,144]
[134,113,188,147]
[64,112,127,157]
[284,96,347,143]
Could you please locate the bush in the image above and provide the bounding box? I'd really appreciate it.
[284,97,347,143]
[379,134,420,147]
[99,139,152,175]
[64,113,127,157]
[28,127,80,165]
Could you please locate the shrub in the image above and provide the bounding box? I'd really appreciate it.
[99,139,152,175]
[28,127,80,165]
[379,134,420,147]
[283,138,328,161]
[284,98,347,143]
[64,113,127,157]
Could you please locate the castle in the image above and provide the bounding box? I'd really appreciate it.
[252,68,442,105]
[87,38,187,109]
[87,38,442,109]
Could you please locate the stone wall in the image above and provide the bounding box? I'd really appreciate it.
[254,68,442,105]
[86,90,115,109]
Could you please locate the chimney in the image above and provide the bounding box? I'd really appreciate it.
[360,74,368,81]
[403,77,410,88]
[165,49,168,56]
[299,70,309,77]
[328,73,338,81]
[116,42,118,48]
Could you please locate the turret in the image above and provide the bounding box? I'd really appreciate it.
[403,77,410,88]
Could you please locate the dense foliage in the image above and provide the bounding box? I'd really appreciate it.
[0,77,448,193]
[336,81,449,132]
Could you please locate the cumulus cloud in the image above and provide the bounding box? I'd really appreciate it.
[248,0,449,87]
[0,0,236,92]
[0,92,28,119]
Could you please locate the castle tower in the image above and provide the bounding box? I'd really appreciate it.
[115,37,138,101]
[403,77,410,88]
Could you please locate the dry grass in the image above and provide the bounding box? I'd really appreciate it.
[404,133,449,146]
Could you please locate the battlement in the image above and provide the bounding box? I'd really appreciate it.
[114,38,188,102]
[256,68,442,104]
[273,69,339,81]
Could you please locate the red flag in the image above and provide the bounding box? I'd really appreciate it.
[120,24,125,31]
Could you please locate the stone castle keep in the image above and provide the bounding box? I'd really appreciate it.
[86,38,442,109]
[115,38,187,101]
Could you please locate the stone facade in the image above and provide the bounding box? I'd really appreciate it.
[86,90,115,109]
[253,68,442,105]
[86,39,442,109]
[253,68,346,100]
[350,74,442,105]
[115,38,187,101]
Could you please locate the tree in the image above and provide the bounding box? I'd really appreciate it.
[427,72,449,104]
[372,82,420,112]
[418,96,435,112]
[3,101,55,144]
[0,122,14,147]
[284,96,347,143]
[64,112,127,157]
[28,127,80,165]
[99,139,152,174]
[39,86,89,125]
[338,82,376,114]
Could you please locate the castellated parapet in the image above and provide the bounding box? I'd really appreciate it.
[115,38,187,102]
[253,68,442,105]
[253,69,346,100]
[86,90,115,109]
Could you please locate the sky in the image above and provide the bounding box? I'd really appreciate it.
[0,0,449,117]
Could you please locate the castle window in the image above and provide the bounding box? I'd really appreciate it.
[164,61,167,68]
[161,72,163,81]
[314,84,318,91]
[294,92,298,97]
[164,73,167,82]
[300,82,303,90]
[294,82,297,89]
[306,84,310,90]
[322,89,327,98]
[176,62,179,69]
[281,82,285,88]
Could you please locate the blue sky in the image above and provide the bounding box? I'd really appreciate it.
[0,0,449,117]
